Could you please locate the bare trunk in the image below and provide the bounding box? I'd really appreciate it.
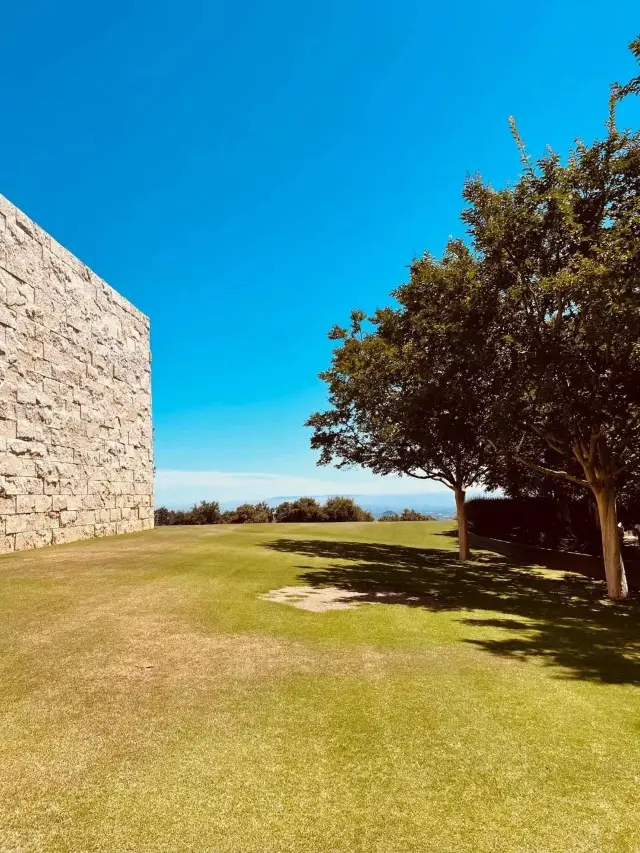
[454,486,470,561]
[593,486,628,600]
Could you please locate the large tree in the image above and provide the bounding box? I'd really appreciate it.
[462,40,640,597]
[307,241,494,560]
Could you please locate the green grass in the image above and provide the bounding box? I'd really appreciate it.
[1,520,639,852]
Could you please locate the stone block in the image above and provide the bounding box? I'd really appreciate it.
[75,509,96,526]
[0,454,36,477]
[15,419,42,441]
[16,387,36,404]
[52,525,94,545]
[0,476,43,496]
[0,304,18,329]
[6,512,58,534]
[3,224,44,286]
[0,533,15,553]
[16,495,52,514]
[116,519,139,535]
[9,439,46,457]
[0,496,15,514]
[0,419,17,439]
[51,495,83,512]
[15,529,53,550]
[0,399,16,421]
[94,522,117,537]
[49,444,74,463]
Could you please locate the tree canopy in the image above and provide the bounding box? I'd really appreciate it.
[308,37,640,596]
[459,49,640,597]
[307,242,495,560]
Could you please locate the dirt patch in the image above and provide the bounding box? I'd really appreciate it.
[261,585,372,612]
[261,585,432,612]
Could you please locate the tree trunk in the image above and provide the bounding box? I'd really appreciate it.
[593,486,628,600]
[454,486,470,561]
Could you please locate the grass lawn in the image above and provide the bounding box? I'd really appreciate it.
[1,521,639,853]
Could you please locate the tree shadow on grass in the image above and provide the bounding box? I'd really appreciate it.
[264,538,640,685]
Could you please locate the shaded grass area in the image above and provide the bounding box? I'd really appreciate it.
[1,521,639,852]
[265,535,640,684]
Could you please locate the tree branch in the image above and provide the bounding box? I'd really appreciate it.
[588,431,602,467]
[531,425,565,455]
[408,471,453,488]
[512,453,588,488]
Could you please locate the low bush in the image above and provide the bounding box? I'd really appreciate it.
[155,496,374,525]
[223,502,274,524]
[275,497,326,523]
[154,501,221,526]
[380,509,436,522]
[322,496,374,522]
[275,496,373,522]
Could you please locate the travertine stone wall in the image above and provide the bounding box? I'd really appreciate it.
[0,194,153,552]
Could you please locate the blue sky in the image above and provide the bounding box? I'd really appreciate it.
[2,1,638,505]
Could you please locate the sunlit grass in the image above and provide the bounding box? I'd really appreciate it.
[1,521,639,852]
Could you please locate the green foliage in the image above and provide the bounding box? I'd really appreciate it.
[307,241,496,559]
[153,507,193,526]
[155,497,373,525]
[274,496,373,523]
[307,242,493,494]
[190,500,222,525]
[274,497,326,523]
[379,509,436,522]
[323,496,374,522]
[225,502,275,524]
[463,115,640,490]
[154,506,174,526]
[459,38,640,596]
[307,38,640,588]
[154,501,221,526]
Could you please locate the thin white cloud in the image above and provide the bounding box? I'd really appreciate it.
[154,468,452,507]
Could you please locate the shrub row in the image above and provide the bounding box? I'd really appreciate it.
[154,496,375,526]
[465,495,601,555]
[379,509,435,522]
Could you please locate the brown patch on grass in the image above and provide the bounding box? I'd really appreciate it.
[262,585,370,611]
[14,582,317,694]
[0,583,324,828]
[101,618,317,688]
[261,584,428,612]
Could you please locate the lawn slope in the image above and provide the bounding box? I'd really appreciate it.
[1,521,639,853]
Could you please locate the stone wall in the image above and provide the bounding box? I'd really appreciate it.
[0,194,153,552]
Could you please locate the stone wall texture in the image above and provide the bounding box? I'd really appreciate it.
[0,194,153,552]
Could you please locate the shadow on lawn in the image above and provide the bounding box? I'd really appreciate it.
[264,538,640,684]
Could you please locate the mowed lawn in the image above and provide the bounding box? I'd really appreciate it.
[1,522,639,853]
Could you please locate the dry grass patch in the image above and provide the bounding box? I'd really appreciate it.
[262,584,369,611]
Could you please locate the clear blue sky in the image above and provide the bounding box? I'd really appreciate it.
[2,1,638,505]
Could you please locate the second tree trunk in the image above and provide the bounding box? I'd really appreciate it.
[593,486,629,600]
[454,486,470,561]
